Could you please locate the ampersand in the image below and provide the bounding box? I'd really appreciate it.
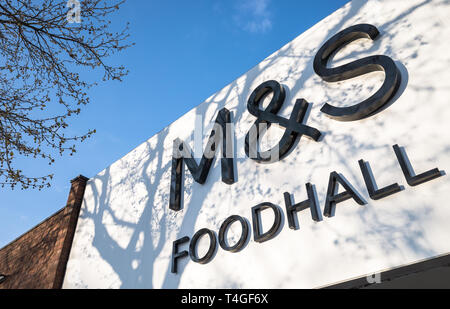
[245,80,322,163]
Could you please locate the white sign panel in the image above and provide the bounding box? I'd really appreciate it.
[63,0,450,288]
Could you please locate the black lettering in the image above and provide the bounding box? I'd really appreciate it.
[359,159,403,200]
[393,144,444,186]
[218,215,249,252]
[189,228,217,264]
[171,236,190,274]
[314,24,401,121]
[324,171,367,217]
[283,183,322,230]
[169,108,235,211]
[251,202,282,243]
[244,80,321,163]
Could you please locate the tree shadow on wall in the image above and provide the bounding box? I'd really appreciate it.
[82,126,170,288]
[78,0,445,288]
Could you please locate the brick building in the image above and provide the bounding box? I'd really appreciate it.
[0,176,88,289]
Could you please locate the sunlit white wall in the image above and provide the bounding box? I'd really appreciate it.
[63,0,450,288]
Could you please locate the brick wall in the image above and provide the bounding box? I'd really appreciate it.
[0,175,88,289]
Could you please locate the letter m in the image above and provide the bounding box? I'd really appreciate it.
[169,108,235,211]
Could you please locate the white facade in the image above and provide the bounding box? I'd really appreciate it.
[63,0,450,288]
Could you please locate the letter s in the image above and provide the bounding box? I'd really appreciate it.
[314,24,401,121]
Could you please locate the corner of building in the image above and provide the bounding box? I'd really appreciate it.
[0,175,88,289]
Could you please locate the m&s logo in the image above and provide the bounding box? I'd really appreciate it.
[168,24,445,274]
[169,24,402,212]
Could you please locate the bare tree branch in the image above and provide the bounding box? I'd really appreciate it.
[0,0,133,189]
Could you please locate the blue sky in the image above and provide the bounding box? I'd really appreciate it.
[0,0,349,248]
